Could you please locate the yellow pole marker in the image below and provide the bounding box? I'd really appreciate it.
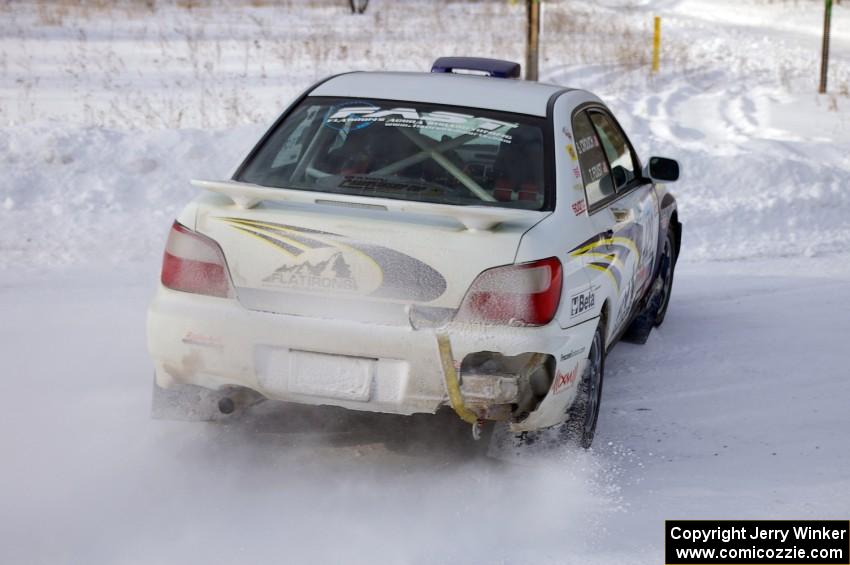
[652,16,661,74]
[436,333,479,424]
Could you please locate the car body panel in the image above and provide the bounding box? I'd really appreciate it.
[192,194,550,315]
[147,285,582,418]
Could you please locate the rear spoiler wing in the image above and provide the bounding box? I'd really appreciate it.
[191,179,547,231]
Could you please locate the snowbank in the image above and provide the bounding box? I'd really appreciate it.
[0,124,262,268]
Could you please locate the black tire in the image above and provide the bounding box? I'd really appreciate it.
[654,228,677,327]
[559,323,605,448]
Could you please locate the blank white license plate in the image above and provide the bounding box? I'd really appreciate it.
[287,350,375,402]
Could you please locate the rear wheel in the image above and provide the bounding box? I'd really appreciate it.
[559,323,605,449]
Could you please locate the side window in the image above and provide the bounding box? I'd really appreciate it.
[589,111,638,191]
[572,111,613,207]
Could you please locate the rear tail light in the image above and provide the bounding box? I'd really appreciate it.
[161,221,233,298]
[455,257,563,326]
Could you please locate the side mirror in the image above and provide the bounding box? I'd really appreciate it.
[644,156,680,182]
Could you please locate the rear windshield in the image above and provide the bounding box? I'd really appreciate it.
[237,97,550,210]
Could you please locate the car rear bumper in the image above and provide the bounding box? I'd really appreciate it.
[147,286,592,428]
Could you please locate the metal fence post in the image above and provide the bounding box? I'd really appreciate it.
[526,0,540,81]
[652,16,661,74]
[819,0,833,93]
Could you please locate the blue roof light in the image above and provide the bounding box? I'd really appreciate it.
[430,57,521,79]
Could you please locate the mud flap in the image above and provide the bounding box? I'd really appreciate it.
[151,378,264,422]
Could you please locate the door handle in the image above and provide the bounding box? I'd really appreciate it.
[611,208,633,222]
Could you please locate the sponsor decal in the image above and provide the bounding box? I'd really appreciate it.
[218,217,447,301]
[615,276,636,328]
[570,216,657,331]
[576,135,599,154]
[634,199,658,290]
[323,105,519,144]
[573,183,584,192]
[572,166,581,180]
[587,160,609,182]
[182,332,224,349]
[561,126,573,140]
[570,287,595,317]
[322,100,380,131]
[264,251,357,292]
[566,144,577,161]
[552,365,579,394]
[570,228,642,293]
[571,199,587,216]
[636,263,651,288]
[560,347,586,361]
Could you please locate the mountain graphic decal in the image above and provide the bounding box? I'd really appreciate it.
[263,252,358,292]
[219,217,447,301]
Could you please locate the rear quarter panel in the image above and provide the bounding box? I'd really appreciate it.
[509,91,616,430]
[515,90,611,333]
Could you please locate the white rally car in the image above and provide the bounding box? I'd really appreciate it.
[147,57,681,448]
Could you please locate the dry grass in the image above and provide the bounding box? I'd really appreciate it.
[2,0,708,129]
[543,0,693,71]
[32,0,162,25]
[27,0,343,25]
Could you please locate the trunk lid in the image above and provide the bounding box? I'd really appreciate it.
[194,193,548,324]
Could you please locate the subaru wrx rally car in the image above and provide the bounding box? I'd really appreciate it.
[147,57,681,448]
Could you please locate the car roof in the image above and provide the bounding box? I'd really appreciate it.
[311,71,574,117]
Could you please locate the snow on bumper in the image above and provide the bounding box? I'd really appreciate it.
[147,287,593,428]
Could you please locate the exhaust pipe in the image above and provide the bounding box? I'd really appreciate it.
[217,397,236,414]
[217,388,265,415]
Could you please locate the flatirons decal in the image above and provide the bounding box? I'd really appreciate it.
[218,217,446,302]
[263,251,358,292]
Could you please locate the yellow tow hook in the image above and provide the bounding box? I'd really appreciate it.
[436,332,481,434]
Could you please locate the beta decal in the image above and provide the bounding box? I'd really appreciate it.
[571,199,587,216]
[552,365,579,394]
[566,144,577,161]
[570,287,595,317]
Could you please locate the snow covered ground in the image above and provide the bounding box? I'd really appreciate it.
[1,1,849,563]
[2,260,848,564]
